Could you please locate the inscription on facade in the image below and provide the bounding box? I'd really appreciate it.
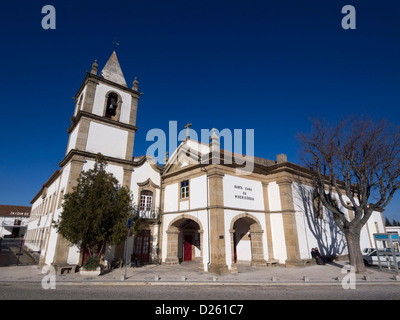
[234,185,255,201]
[10,211,30,216]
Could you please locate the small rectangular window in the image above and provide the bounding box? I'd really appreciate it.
[180,180,189,199]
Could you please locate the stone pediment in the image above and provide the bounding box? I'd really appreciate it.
[137,178,160,189]
[162,144,202,175]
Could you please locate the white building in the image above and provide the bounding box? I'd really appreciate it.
[0,205,31,239]
[26,51,387,273]
[386,226,400,236]
[158,137,386,274]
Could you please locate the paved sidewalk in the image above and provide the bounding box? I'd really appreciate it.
[1,260,400,286]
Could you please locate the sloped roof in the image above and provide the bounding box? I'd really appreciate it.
[0,205,31,217]
[162,138,277,175]
[100,51,127,87]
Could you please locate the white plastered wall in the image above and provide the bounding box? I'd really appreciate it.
[66,123,80,154]
[291,182,386,260]
[164,183,179,213]
[85,122,128,160]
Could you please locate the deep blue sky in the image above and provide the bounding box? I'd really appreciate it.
[0,1,399,221]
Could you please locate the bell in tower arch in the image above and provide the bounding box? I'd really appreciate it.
[105,92,119,118]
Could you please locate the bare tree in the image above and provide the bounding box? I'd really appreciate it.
[298,115,400,273]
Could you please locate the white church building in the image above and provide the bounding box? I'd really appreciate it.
[25,51,386,274]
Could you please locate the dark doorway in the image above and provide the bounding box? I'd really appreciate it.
[184,235,193,261]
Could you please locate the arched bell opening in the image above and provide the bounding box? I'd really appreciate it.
[104,91,122,121]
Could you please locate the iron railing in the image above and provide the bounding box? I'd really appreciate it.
[1,220,28,227]
[131,205,161,220]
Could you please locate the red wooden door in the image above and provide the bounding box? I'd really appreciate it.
[135,231,150,263]
[184,235,192,261]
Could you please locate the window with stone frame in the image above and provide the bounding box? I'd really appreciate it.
[139,190,153,212]
[180,180,189,199]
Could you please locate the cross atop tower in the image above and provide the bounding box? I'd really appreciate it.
[185,123,192,139]
[113,37,119,51]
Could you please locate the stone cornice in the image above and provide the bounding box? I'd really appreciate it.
[74,72,143,99]
[58,149,134,169]
[67,110,139,134]
[30,169,62,204]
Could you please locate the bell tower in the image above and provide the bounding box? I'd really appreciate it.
[58,50,142,200]
[53,51,142,265]
[64,51,141,163]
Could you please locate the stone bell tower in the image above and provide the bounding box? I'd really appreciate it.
[61,50,142,191]
[53,51,142,265]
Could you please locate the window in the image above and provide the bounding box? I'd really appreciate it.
[139,190,153,218]
[180,180,189,199]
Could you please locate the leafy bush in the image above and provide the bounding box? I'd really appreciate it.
[82,255,100,271]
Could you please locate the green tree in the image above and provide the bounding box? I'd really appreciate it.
[56,153,138,260]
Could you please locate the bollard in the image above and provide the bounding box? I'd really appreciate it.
[303,276,309,282]
[181,275,187,281]
[271,276,278,282]
[393,275,400,281]
[155,275,160,281]
[212,276,218,282]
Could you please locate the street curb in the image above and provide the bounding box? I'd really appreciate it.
[2,280,400,287]
[58,281,400,287]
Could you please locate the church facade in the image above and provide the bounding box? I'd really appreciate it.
[159,138,386,274]
[25,52,386,273]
